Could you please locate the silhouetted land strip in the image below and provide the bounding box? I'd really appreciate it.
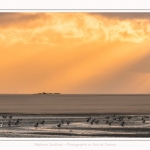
[35,92,61,95]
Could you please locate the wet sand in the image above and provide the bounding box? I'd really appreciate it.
[0,114,150,137]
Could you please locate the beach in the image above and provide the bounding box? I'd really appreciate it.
[0,94,150,137]
[0,114,150,137]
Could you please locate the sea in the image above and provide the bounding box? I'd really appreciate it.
[0,94,150,137]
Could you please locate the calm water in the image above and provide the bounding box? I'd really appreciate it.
[0,94,150,114]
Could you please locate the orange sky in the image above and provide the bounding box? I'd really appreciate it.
[0,12,150,94]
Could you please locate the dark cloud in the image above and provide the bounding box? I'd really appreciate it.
[90,12,150,20]
[0,13,47,27]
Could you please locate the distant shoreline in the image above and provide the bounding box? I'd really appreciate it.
[2,93,150,95]
[0,112,150,116]
[35,92,61,95]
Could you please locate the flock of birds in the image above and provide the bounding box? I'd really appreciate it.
[0,115,71,128]
[90,115,149,126]
[56,115,150,128]
[0,115,21,127]
[57,119,70,128]
[0,115,149,129]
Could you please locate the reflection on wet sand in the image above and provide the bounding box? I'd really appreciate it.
[0,114,150,137]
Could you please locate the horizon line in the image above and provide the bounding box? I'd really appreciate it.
[1,93,150,95]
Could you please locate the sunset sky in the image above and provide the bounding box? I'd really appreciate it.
[0,12,150,94]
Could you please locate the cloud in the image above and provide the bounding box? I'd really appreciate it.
[90,12,150,20]
[0,12,150,47]
[1,13,150,93]
[0,13,47,27]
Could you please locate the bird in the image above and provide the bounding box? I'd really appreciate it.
[67,121,70,125]
[14,119,20,125]
[2,116,7,119]
[57,124,61,127]
[106,120,109,124]
[91,119,95,124]
[121,123,124,126]
[118,116,123,121]
[128,116,131,119]
[95,120,99,124]
[121,121,125,126]
[14,122,19,125]
[144,116,149,118]
[105,116,109,119]
[34,123,39,127]
[61,119,64,124]
[8,121,11,126]
[9,116,12,119]
[0,122,3,127]
[143,120,145,123]
[87,117,91,122]
[41,121,45,125]
[109,122,112,126]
